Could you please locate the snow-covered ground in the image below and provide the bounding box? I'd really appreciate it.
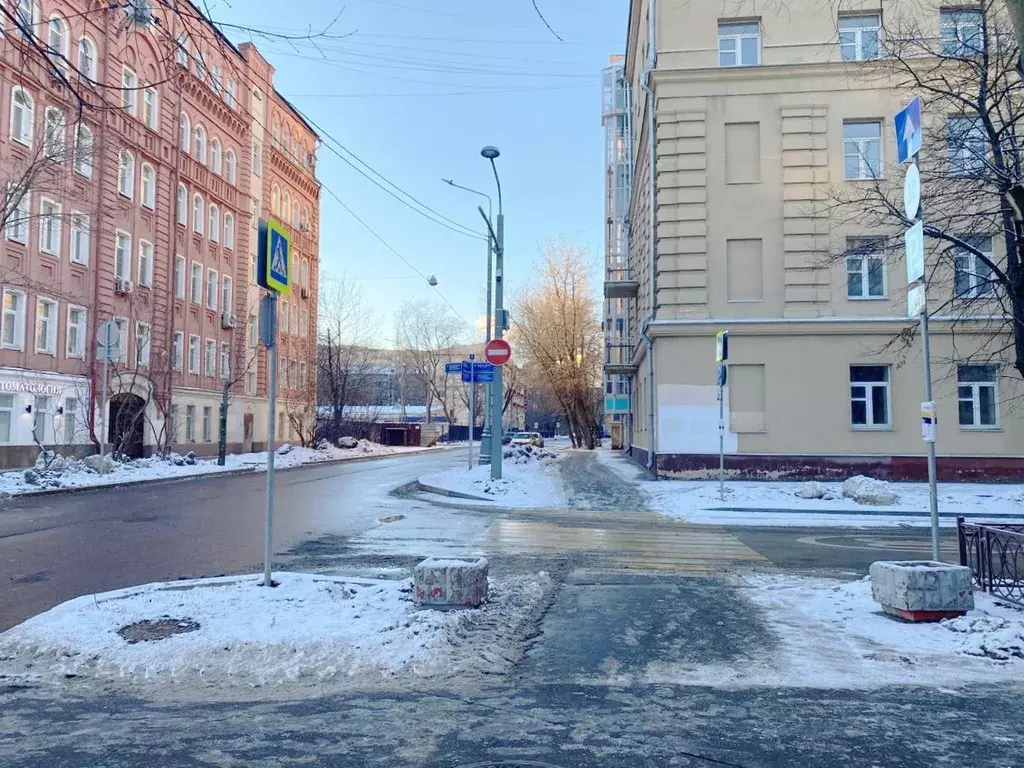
[0,570,553,692]
[595,449,1024,527]
[0,440,444,498]
[419,446,566,508]
[645,574,1024,689]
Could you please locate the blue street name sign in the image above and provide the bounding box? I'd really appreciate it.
[895,96,923,165]
[460,361,494,383]
[444,362,462,374]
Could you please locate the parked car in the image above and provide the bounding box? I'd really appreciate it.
[502,432,515,445]
[510,432,545,448]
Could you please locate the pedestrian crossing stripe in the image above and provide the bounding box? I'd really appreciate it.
[271,237,288,277]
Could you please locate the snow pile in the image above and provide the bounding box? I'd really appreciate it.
[0,570,552,691]
[842,475,899,506]
[502,444,558,465]
[944,615,1024,660]
[420,456,566,508]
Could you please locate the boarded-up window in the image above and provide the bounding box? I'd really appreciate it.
[730,364,766,433]
[726,239,763,301]
[725,122,761,183]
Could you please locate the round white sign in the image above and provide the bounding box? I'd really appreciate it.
[903,163,921,220]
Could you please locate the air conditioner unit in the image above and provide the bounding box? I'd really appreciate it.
[221,312,237,329]
[300,287,309,299]
[115,278,133,295]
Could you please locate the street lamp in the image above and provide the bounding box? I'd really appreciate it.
[442,177,494,465]
[479,145,504,480]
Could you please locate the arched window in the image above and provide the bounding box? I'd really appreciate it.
[272,121,280,146]
[282,192,290,222]
[16,1,37,36]
[225,149,236,184]
[10,87,34,145]
[141,163,155,209]
[176,184,187,225]
[77,37,96,80]
[117,149,134,198]
[73,123,92,177]
[209,205,219,243]
[301,259,309,289]
[179,112,190,151]
[292,201,299,228]
[224,213,234,249]
[193,194,204,235]
[271,185,280,216]
[175,33,189,67]
[301,206,310,229]
[193,124,206,163]
[47,15,68,70]
[43,107,65,160]
[210,137,221,174]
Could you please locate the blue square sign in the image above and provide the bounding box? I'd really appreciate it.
[894,96,922,165]
[258,219,292,294]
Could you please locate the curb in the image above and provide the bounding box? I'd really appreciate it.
[415,480,494,502]
[4,446,459,500]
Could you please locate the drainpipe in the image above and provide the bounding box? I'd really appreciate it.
[639,0,657,472]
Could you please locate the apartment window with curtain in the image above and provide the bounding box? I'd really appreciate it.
[846,238,886,299]
[10,87,34,145]
[176,184,187,225]
[138,240,153,287]
[958,365,998,428]
[839,14,880,61]
[843,121,882,180]
[70,212,89,264]
[63,398,78,443]
[850,365,890,428]
[224,213,234,249]
[34,297,57,354]
[113,318,128,362]
[117,150,134,198]
[207,269,218,309]
[2,289,26,350]
[66,305,86,358]
[941,9,984,56]
[140,163,155,208]
[174,255,185,298]
[193,194,204,234]
[222,276,232,315]
[718,21,760,67]
[188,334,200,373]
[114,230,131,281]
[172,331,183,371]
[190,262,202,303]
[143,87,158,129]
[78,37,96,80]
[39,198,61,256]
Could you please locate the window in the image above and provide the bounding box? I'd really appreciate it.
[66,305,85,358]
[77,37,96,80]
[193,194,204,235]
[958,365,998,428]
[301,206,310,229]
[941,9,983,57]
[948,116,986,177]
[47,15,69,68]
[11,87,34,145]
[135,322,150,366]
[253,144,262,176]
[179,112,190,151]
[292,201,300,228]
[272,121,280,146]
[143,87,157,129]
[63,397,77,444]
[839,14,880,61]
[225,149,236,184]
[194,124,206,163]
[246,371,256,395]
[202,406,212,441]
[224,213,234,249]
[282,192,291,222]
[280,299,288,335]
[74,123,92,176]
[140,163,155,208]
[846,238,885,298]
[299,362,307,391]
[954,236,995,299]
[204,339,215,377]
[248,314,257,346]
[718,21,760,67]
[43,107,65,160]
[0,394,11,442]
[121,67,137,115]
[301,259,310,288]
[290,359,298,390]
[190,262,202,303]
[211,64,222,94]
[186,404,196,441]
[300,309,308,337]
[172,331,183,371]
[271,185,280,216]
[15,1,36,38]
[138,240,153,287]
[227,78,238,109]
[251,198,260,227]
[112,317,128,362]
[280,356,288,388]
[195,49,207,82]
[250,254,257,284]
[174,255,185,298]
[69,212,89,264]
[1,289,25,349]
[176,32,189,67]
[290,305,298,335]
[114,230,131,281]
[209,205,220,243]
[207,269,218,309]
[843,121,882,180]
[34,297,57,354]
[188,334,200,373]
[38,197,61,256]
[220,342,230,378]
[850,365,890,428]
[176,184,187,225]
[33,396,50,444]
[117,149,134,198]
[210,137,222,174]
[6,188,29,243]
[221,276,232,314]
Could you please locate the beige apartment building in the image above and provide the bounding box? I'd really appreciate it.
[615,0,1024,479]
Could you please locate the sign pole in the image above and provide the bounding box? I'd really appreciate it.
[715,330,729,502]
[264,293,278,587]
[468,354,475,469]
[99,322,109,473]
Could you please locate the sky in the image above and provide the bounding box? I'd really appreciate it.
[210,0,628,346]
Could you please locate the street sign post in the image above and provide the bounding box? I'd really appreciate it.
[903,162,921,220]
[95,320,121,474]
[256,219,291,587]
[895,96,923,165]
[904,220,925,286]
[484,338,512,366]
[467,354,476,468]
[715,330,729,501]
[445,362,462,374]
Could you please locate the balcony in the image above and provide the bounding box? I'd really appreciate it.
[604,343,636,374]
[604,266,639,299]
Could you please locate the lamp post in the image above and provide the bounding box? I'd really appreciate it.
[443,178,493,465]
[479,145,504,480]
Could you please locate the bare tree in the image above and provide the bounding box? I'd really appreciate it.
[394,299,468,428]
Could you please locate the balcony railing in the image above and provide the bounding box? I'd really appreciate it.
[604,342,636,374]
[605,266,639,299]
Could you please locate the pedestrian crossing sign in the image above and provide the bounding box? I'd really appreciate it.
[257,218,292,294]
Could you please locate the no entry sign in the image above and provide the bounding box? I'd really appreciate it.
[484,338,512,366]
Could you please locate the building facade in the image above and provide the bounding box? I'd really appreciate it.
[618,0,1024,479]
[0,2,318,468]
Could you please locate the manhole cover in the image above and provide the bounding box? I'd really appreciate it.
[117,617,200,644]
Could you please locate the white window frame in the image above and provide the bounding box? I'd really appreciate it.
[948,116,987,177]
[138,239,153,287]
[190,261,202,303]
[220,341,230,378]
[209,204,219,243]
[846,239,886,299]
[202,405,212,441]
[172,330,184,371]
[143,87,158,129]
[174,255,186,299]
[135,322,150,367]
[954,237,996,299]
[850,365,891,429]
[188,334,200,374]
[176,183,187,225]
[0,393,12,443]
[34,296,57,354]
[66,304,86,358]
[112,317,128,362]
[839,14,881,62]
[77,36,96,80]
[248,314,258,347]
[179,111,190,151]
[253,144,262,177]
[299,361,307,391]
[186,404,196,441]
[1,288,26,350]
[69,211,89,265]
[204,338,215,377]
[718,20,760,67]
[6,187,29,243]
[941,9,984,57]
[224,212,234,249]
[206,268,218,310]
[221,275,232,314]
[74,122,92,177]
[38,196,61,256]
[290,305,298,335]
[10,86,35,146]
[140,162,155,209]
[958,364,999,429]
[47,14,69,70]
[210,137,222,174]
[117,149,134,198]
[121,66,138,115]
[843,120,883,180]
[43,106,65,160]
[225,149,236,184]
[114,229,131,281]
[300,309,308,337]
[194,124,206,164]
[193,194,204,234]
[176,32,189,68]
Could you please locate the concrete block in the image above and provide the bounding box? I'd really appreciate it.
[413,557,488,608]
[869,560,974,622]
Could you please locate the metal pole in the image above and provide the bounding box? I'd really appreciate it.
[480,231,493,465]
[718,375,725,501]
[468,354,475,469]
[217,381,229,466]
[263,294,278,587]
[921,308,940,561]
[99,323,109,474]
[491,212,504,480]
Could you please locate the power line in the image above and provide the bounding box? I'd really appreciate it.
[289,83,592,98]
